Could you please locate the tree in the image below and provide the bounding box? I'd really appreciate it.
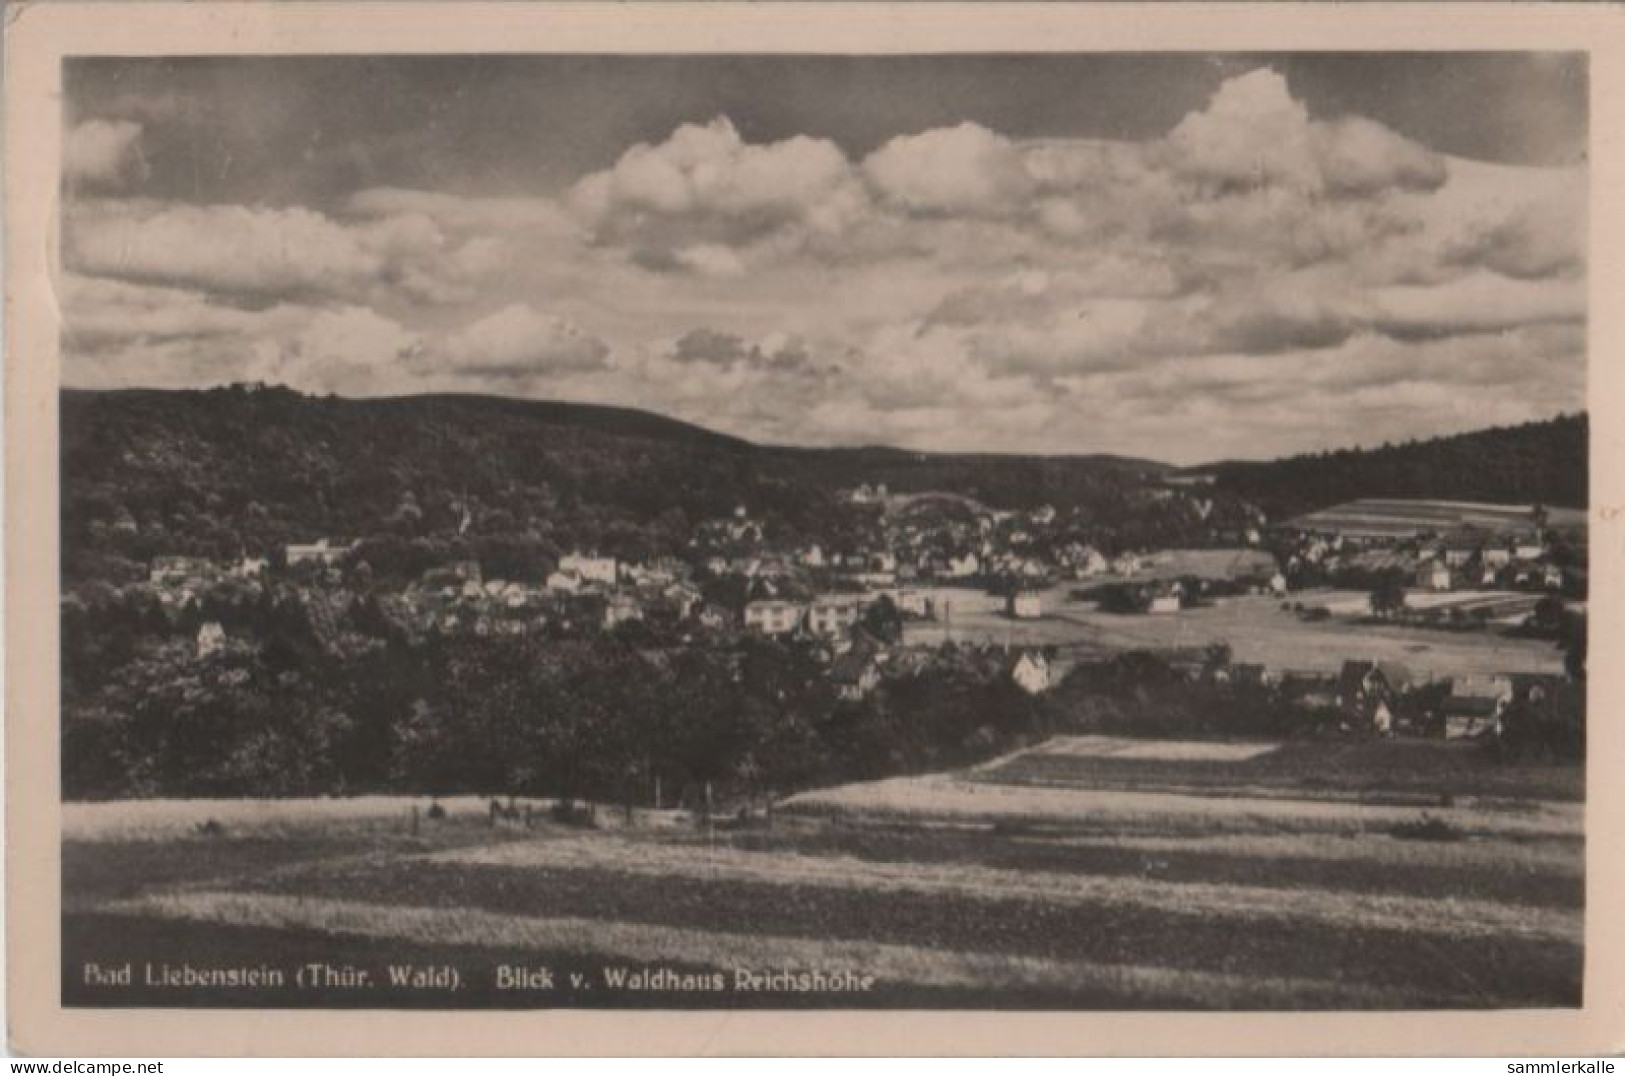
[860,594,904,644]
[1368,579,1407,619]
[1532,595,1567,633]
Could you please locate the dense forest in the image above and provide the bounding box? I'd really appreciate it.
[1199,414,1588,521]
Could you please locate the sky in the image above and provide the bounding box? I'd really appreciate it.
[60,53,1587,464]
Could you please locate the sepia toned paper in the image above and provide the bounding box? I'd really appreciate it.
[7,0,1625,1057]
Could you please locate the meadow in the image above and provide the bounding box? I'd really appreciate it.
[63,735,1582,1010]
[905,590,1567,678]
[1286,499,1586,539]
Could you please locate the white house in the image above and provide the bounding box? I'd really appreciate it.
[231,555,268,579]
[1417,562,1452,591]
[1268,571,1289,596]
[559,553,617,586]
[947,552,980,579]
[806,598,863,638]
[1148,594,1181,614]
[196,621,227,658]
[1011,651,1051,695]
[744,599,804,635]
[602,594,645,630]
[286,539,350,566]
[545,571,583,593]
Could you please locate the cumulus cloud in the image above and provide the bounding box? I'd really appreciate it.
[568,117,867,274]
[862,123,1033,216]
[436,304,610,379]
[65,119,146,188]
[1157,68,1446,197]
[262,306,423,393]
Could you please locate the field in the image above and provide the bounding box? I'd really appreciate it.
[1287,499,1586,539]
[905,590,1566,678]
[63,735,1582,1010]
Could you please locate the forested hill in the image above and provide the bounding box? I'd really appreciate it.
[1196,414,1588,521]
[59,386,1169,584]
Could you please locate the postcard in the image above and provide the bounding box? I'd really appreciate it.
[7,1,1624,1057]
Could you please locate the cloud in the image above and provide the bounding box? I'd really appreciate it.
[862,123,1033,216]
[65,199,388,300]
[262,306,423,394]
[65,119,146,188]
[669,328,826,374]
[63,197,516,307]
[568,117,867,273]
[1371,271,1585,335]
[436,304,610,379]
[1156,68,1446,197]
[58,65,1585,461]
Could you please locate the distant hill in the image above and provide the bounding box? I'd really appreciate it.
[59,386,1172,584]
[1194,414,1587,522]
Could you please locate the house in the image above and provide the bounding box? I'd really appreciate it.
[603,594,645,630]
[1417,562,1452,591]
[150,555,215,587]
[546,571,583,593]
[196,621,227,658]
[1112,552,1142,575]
[1438,531,1482,567]
[661,583,701,620]
[1442,695,1501,739]
[1010,651,1051,695]
[231,555,269,578]
[830,648,882,700]
[947,552,980,578]
[888,590,933,618]
[799,545,826,568]
[744,599,804,636]
[1031,504,1057,526]
[1279,671,1338,709]
[806,597,864,638]
[1543,564,1566,589]
[1268,571,1289,596]
[1007,591,1042,619]
[1147,593,1181,615]
[1483,548,1512,569]
[559,553,617,586]
[1078,548,1109,577]
[1514,541,1545,561]
[286,539,350,566]
[1337,660,1409,733]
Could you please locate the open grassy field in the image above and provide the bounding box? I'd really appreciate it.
[64,735,1582,1010]
[1287,499,1586,539]
[905,590,1566,678]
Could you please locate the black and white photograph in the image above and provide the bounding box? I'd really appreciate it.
[48,41,1592,1016]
